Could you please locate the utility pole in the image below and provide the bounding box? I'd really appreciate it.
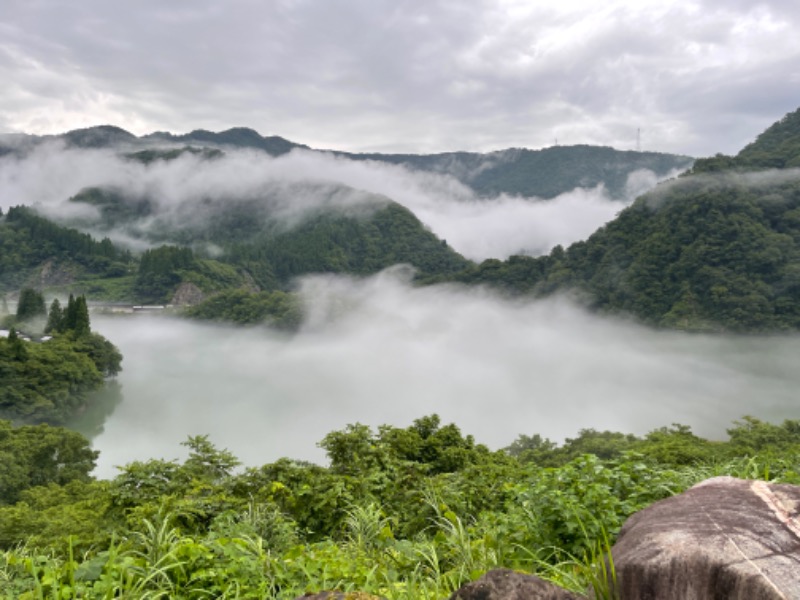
[636,128,641,152]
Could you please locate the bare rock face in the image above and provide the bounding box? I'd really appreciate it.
[170,282,205,305]
[448,568,583,600]
[37,259,75,287]
[611,476,800,599]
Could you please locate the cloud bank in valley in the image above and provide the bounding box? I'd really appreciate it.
[0,144,662,260]
[90,269,800,477]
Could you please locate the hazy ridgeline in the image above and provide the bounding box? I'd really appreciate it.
[89,270,800,478]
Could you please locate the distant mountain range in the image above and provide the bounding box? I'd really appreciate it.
[0,125,694,200]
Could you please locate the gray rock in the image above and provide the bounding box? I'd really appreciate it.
[170,281,205,305]
[610,476,800,599]
[449,568,584,600]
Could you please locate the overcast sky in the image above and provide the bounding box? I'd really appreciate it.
[2,0,799,157]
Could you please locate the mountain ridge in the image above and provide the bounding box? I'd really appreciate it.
[0,125,694,200]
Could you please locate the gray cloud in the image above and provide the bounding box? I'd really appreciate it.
[89,271,800,477]
[1,1,799,156]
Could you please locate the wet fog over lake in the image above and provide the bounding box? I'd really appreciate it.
[87,271,800,478]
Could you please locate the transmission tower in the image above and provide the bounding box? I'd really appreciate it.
[636,128,641,152]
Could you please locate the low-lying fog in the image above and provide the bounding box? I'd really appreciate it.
[0,144,665,260]
[90,269,800,478]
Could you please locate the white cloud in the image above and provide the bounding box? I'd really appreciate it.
[89,271,800,477]
[1,144,668,259]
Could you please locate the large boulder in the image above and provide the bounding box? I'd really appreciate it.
[610,476,800,599]
[448,568,583,599]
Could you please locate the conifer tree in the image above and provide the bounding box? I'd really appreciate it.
[16,288,46,322]
[7,327,27,360]
[63,294,91,336]
[64,294,77,331]
[45,298,64,334]
[72,296,91,336]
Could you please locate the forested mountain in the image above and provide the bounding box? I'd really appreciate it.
[60,181,471,303]
[0,206,134,292]
[1,183,470,306]
[340,144,693,199]
[450,108,800,332]
[0,125,693,199]
[689,106,800,173]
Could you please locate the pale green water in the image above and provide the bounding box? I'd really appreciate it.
[88,274,800,478]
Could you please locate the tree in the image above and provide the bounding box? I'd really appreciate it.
[73,333,122,377]
[5,327,27,361]
[15,288,45,322]
[0,420,98,505]
[63,294,90,336]
[45,298,64,334]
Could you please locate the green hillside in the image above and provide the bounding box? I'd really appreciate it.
[64,183,470,299]
[347,144,693,199]
[451,108,800,332]
[689,107,800,173]
[0,206,134,293]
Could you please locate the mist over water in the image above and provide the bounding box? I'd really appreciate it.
[90,270,800,478]
[0,144,660,260]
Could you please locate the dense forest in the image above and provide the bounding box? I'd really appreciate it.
[0,206,133,292]
[0,414,798,598]
[0,291,122,425]
[0,191,468,307]
[446,108,800,332]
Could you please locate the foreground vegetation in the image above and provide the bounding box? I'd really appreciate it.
[1,414,798,598]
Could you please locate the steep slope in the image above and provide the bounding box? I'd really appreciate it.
[0,206,134,291]
[690,107,800,173]
[452,108,800,332]
[63,181,471,301]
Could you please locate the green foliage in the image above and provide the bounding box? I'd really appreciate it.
[62,294,91,336]
[691,107,800,173]
[0,421,98,506]
[444,108,800,332]
[184,288,302,328]
[453,171,800,331]
[15,289,45,322]
[0,310,122,423]
[135,245,196,303]
[0,205,133,291]
[1,415,800,598]
[226,202,471,288]
[44,299,63,334]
